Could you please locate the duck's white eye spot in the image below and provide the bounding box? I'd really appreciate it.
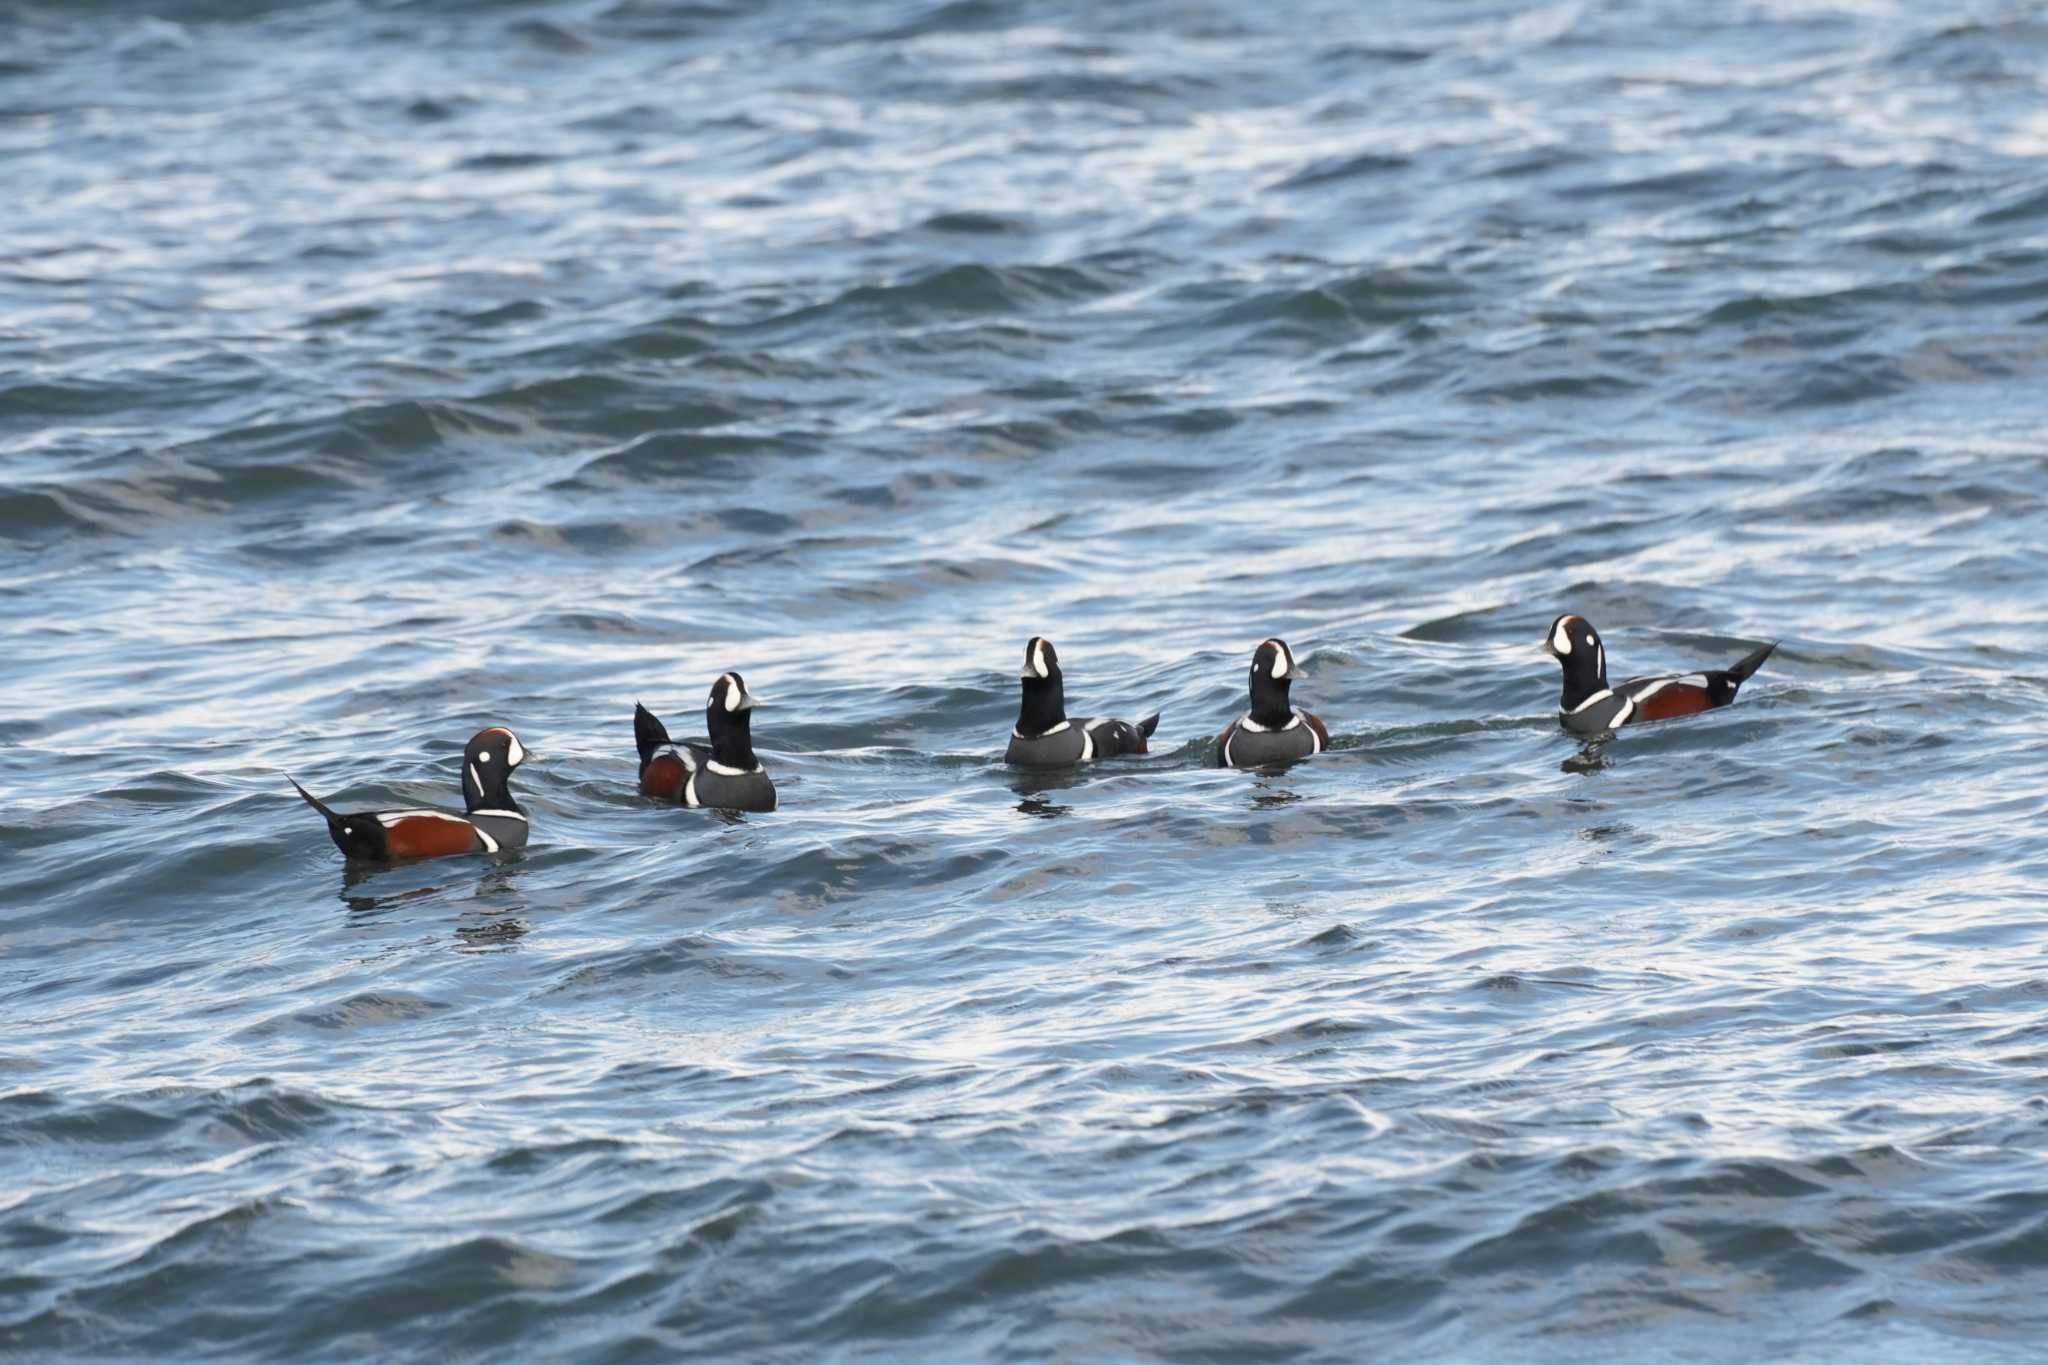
[1551,620,1573,654]
[343,825,353,836]
[478,752,492,763]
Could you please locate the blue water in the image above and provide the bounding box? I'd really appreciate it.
[6,0,2048,1358]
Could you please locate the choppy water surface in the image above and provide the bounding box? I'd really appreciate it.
[6,0,2048,1358]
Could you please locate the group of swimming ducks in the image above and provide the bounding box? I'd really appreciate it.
[292,613,1777,863]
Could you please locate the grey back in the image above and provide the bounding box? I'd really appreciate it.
[468,809,531,852]
[1220,711,1320,768]
[1558,689,1633,735]
[671,744,777,811]
[1005,722,1089,769]
[688,764,777,812]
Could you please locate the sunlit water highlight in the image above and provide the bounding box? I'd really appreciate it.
[5,0,2048,1359]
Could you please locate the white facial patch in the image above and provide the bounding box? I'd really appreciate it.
[721,675,743,712]
[477,752,492,763]
[1551,620,1573,655]
[1031,639,1049,679]
[343,825,353,836]
[505,734,526,766]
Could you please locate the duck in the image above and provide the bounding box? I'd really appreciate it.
[635,672,777,812]
[1546,614,1776,735]
[1005,636,1159,769]
[290,727,530,860]
[1216,638,1329,767]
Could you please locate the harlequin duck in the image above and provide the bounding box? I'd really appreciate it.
[1004,636,1160,769]
[290,727,530,861]
[634,672,776,812]
[1546,614,1776,735]
[1215,638,1330,767]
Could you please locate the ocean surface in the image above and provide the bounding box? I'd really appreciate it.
[5,0,2048,1359]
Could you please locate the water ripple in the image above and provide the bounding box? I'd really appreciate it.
[4,0,2048,1358]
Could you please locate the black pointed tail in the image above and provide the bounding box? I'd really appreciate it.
[634,702,674,768]
[288,776,343,830]
[1726,641,1777,684]
[1135,712,1160,739]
